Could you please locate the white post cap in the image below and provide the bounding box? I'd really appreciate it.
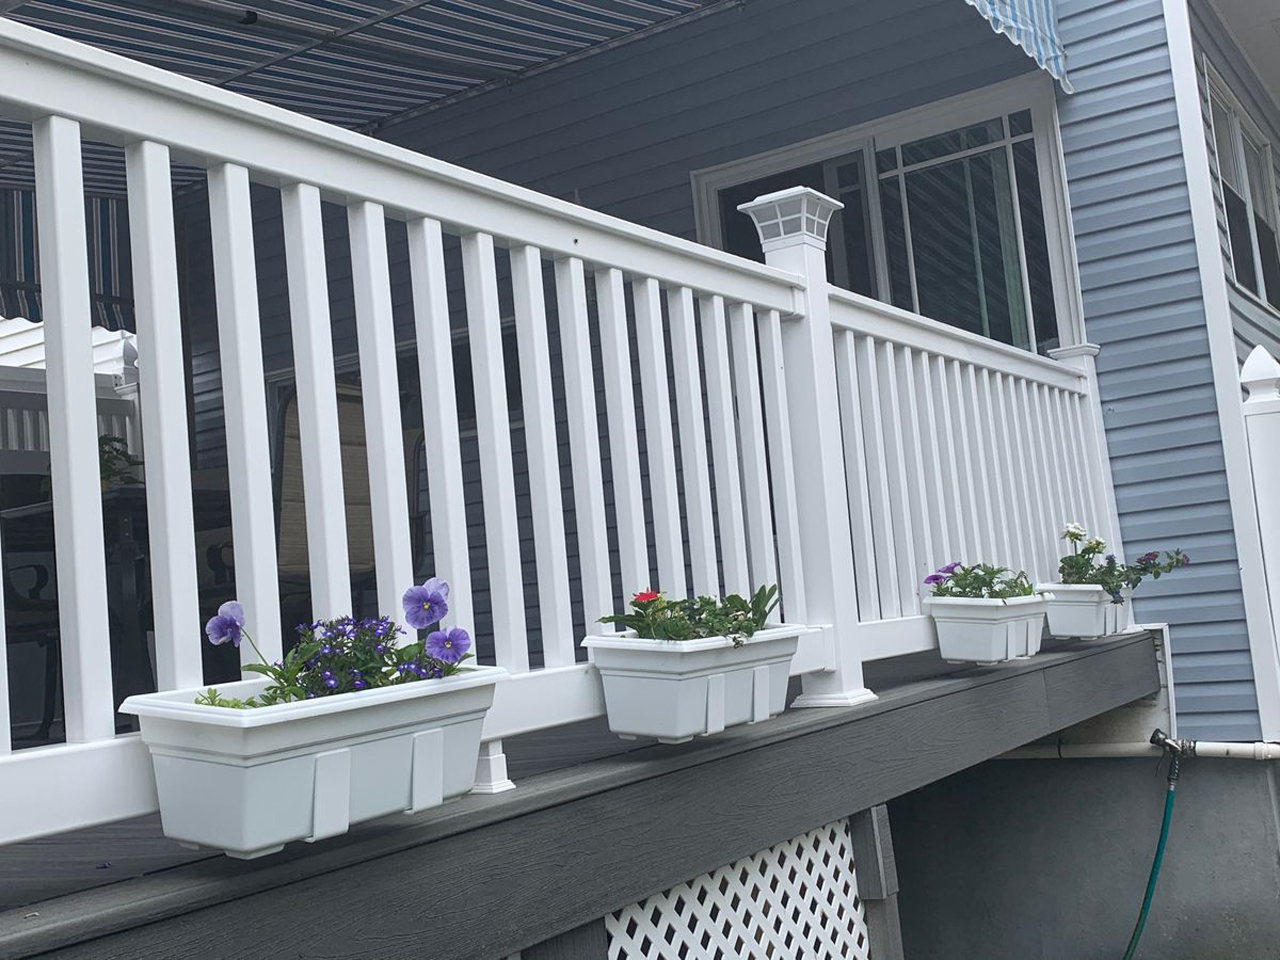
[1241,344,1280,403]
[737,186,843,254]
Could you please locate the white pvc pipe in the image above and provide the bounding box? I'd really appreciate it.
[1002,741,1280,760]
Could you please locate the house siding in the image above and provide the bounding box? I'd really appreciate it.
[1056,0,1260,739]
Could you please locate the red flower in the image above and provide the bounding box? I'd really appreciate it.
[632,589,660,603]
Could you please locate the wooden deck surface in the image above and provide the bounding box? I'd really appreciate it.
[0,634,1160,959]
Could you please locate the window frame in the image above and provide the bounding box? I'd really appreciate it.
[691,73,1083,353]
[1205,62,1280,310]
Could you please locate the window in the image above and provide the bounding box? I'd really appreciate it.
[1209,83,1280,311]
[704,80,1070,355]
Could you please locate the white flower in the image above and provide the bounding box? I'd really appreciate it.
[1062,522,1086,541]
[1085,537,1107,551]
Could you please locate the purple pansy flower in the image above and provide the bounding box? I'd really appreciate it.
[403,577,450,630]
[425,626,471,664]
[205,600,246,647]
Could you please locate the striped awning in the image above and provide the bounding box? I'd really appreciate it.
[965,0,1073,92]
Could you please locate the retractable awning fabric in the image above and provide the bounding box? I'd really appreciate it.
[965,0,1073,92]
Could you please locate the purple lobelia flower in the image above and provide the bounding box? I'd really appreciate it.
[425,626,471,664]
[403,578,450,630]
[205,600,246,647]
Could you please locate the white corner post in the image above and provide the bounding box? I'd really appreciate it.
[1241,346,1280,675]
[472,738,516,794]
[738,188,876,708]
[1047,342,1124,556]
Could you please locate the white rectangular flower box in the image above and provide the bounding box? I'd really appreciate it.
[1035,584,1131,639]
[582,625,805,744]
[120,664,506,859]
[922,595,1049,664]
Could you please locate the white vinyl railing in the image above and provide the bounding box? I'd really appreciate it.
[0,20,1122,842]
[828,291,1120,660]
[1241,345,1280,687]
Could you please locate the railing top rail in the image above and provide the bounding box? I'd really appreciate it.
[827,287,1085,394]
[0,20,803,314]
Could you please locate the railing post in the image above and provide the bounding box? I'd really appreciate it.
[738,188,875,708]
[1048,342,1124,555]
[1241,345,1280,663]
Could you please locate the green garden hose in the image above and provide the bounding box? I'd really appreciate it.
[1122,738,1182,960]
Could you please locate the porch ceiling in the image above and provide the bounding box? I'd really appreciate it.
[0,0,722,193]
[1211,0,1280,113]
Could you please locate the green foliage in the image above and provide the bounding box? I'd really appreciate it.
[599,584,781,648]
[1057,523,1190,603]
[926,563,1034,599]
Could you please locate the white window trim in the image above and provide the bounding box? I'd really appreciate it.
[1204,59,1280,309]
[690,73,1085,351]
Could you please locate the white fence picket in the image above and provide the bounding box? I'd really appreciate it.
[125,139,203,689]
[757,309,807,622]
[349,201,415,629]
[208,161,283,665]
[462,231,528,671]
[32,115,115,739]
[510,244,574,667]
[596,267,649,598]
[668,286,718,597]
[281,182,351,619]
[633,277,686,597]
[406,217,474,632]
[728,302,777,591]
[555,257,613,627]
[699,294,749,596]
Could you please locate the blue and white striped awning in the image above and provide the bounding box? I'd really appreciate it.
[965,0,1073,92]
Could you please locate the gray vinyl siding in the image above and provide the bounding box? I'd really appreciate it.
[1189,0,1280,360]
[1057,0,1260,740]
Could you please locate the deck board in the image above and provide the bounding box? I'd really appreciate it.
[0,634,1159,959]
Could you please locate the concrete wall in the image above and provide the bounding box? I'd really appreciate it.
[891,757,1280,959]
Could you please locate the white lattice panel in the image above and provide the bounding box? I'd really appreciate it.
[606,819,872,960]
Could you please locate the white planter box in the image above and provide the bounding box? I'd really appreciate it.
[582,626,804,744]
[120,665,506,859]
[922,595,1049,664]
[1036,584,1131,639]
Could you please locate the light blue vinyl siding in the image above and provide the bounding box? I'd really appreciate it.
[1056,0,1260,740]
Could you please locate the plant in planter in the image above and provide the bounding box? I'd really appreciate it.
[1036,524,1191,639]
[120,578,506,859]
[921,562,1048,664]
[583,585,808,744]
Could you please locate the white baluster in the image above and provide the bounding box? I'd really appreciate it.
[555,257,613,626]
[461,231,528,672]
[633,277,685,598]
[834,330,878,621]
[930,355,967,563]
[595,267,649,597]
[962,364,996,562]
[1050,388,1084,534]
[946,359,982,563]
[989,372,1024,573]
[552,259,611,627]
[979,369,1013,567]
[1068,392,1103,540]
[208,162,282,665]
[699,294,748,596]
[914,350,953,566]
[668,286,718,597]
[878,341,919,612]
[510,244,573,667]
[1024,378,1060,567]
[858,336,900,618]
[0,521,9,753]
[125,139,202,689]
[34,115,115,738]
[895,345,934,594]
[728,302,777,591]
[348,201,414,628]
[281,182,351,619]
[757,308,806,622]
[1036,382,1071,535]
[406,218,473,632]
[1002,376,1037,579]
